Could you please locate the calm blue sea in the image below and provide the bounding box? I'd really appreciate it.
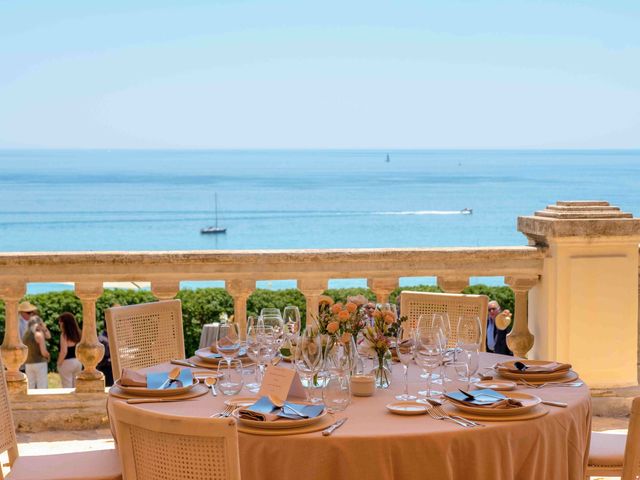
[1,149,639,292]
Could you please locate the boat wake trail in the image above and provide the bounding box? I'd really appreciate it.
[374,210,468,215]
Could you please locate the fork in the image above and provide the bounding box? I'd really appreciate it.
[426,405,471,427]
[210,404,234,418]
[429,403,483,428]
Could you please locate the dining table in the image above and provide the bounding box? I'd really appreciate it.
[107,352,592,480]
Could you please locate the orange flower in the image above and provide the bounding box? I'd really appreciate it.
[340,332,352,344]
[327,321,340,334]
[331,303,342,314]
[319,295,335,306]
[384,312,396,324]
[373,310,382,320]
[338,310,350,321]
[345,302,358,313]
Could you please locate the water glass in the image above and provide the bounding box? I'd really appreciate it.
[217,359,244,395]
[443,361,470,394]
[322,373,351,413]
[414,325,443,398]
[395,325,416,400]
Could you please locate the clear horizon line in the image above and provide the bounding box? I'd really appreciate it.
[0,147,639,152]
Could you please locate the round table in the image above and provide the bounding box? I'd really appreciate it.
[108,353,591,480]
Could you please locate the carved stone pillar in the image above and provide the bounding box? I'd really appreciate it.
[226,279,255,338]
[151,280,180,300]
[504,276,538,359]
[298,278,328,328]
[367,277,398,304]
[0,281,28,393]
[437,276,469,293]
[75,282,105,392]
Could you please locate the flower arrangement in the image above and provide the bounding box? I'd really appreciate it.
[316,296,367,344]
[361,307,406,388]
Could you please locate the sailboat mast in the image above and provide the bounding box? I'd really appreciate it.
[214,193,219,228]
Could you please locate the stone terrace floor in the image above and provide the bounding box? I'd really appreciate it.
[0,416,630,479]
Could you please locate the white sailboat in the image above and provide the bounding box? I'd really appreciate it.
[200,193,227,234]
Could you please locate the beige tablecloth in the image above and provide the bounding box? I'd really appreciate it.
[108,353,591,480]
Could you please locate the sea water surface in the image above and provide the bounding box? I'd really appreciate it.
[1,149,638,292]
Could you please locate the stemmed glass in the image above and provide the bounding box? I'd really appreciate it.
[245,324,272,392]
[282,306,301,357]
[432,313,451,350]
[414,324,443,399]
[298,327,323,403]
[456,315,482,381]
[395,325,416,400]
[215,322,241,368]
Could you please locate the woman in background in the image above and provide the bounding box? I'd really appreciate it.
[22,316,51,389]
[57,312,83,388]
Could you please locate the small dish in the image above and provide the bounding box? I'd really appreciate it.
[386,401,429,416]
[225,396,259,407]
[475,380,517,391]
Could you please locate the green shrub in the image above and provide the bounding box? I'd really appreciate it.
[0,284,514,372]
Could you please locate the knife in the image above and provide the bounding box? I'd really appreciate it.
[322,418,347,436]
[541,400,568,408]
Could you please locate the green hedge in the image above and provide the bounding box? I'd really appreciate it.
[0,284,513,371]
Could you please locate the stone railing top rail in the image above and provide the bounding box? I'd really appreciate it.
[0,246,544,281]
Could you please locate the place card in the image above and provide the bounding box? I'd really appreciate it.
[258,366,306,400]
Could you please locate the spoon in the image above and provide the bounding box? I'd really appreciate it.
[204,376,218,397]
[158,367,181,389]
[267,394,309,418]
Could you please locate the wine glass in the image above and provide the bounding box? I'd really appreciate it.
[414,324,443,399]
[432,313,451,349]
[299,327,323,402]
[283,306,301,338]
[443,361,470,394]
[395,325,416,400]
[260,308,282,319]
[456,315,482,380]
[215,322,241,368]
[245,325,267,393]
[216,359,244,395]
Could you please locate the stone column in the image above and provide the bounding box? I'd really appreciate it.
[75,282,105,392]
[436,276,469,293]
[0,281,28,393]
[298,278,328,328]
[226,279,255,338]
[367,277,398,304]
[504,276,538,358]
[519,201,640,387]
[151,280,180,300]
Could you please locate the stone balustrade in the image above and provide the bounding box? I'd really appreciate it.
[1,200,640,430]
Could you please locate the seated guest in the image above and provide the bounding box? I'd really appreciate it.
[486,300,513,356]
[97,329,113,386]
[22,316,51,389]
[57,312,83,388]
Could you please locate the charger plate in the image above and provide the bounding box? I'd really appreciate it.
[232,407,328,429]
[447,392,541,416]
[237,415,335,436]
[497,369,579,384]
[443,404,548,422]
[195,347,248,364]
[109,383,208,400]
[113,378,196,397]
[496,360,571,381]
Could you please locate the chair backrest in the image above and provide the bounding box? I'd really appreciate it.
[106,300,185,381]
[111,400,241,480]
[400,291,489,350]
[622,396,640,480]
[0,355,20,470]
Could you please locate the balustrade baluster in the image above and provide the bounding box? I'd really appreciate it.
[505,276,539,359]
[298,278,328,328]
[436,276,469,293]
[367,277,398,304]
[0,281,28,393]
[75,282,105,392]
[226,279,255,338]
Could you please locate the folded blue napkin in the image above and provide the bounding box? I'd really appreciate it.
[146,369,193,389]
[239,396,325,421]
[445,388,506,406]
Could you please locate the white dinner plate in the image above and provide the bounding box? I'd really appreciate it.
[232,407,327,429]
[386,401,429,415]
[448,391,541,416]
[114,378,196,397]
[475,380,517,391]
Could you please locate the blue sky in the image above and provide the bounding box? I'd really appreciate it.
[0,0,638,149]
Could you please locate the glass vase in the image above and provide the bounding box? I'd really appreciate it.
[371,350,392,389]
